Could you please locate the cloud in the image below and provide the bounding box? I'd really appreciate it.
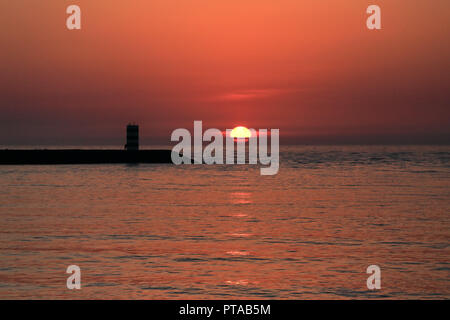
[214,88,296,102]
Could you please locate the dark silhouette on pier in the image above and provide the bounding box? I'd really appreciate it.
[0,124,174,165]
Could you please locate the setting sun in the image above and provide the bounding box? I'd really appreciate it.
[230,126,252,139]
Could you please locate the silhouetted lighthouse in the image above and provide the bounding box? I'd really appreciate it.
[125,123,139,151]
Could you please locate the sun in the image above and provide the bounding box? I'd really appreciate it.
[230,126,252,139]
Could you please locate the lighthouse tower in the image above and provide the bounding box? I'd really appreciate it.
[125,123,139,151]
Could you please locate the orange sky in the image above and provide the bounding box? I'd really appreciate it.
[0,0,449,145]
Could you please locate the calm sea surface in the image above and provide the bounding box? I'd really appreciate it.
[0,145,449,299]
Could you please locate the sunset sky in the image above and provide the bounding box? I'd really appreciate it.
[0,0,449,145]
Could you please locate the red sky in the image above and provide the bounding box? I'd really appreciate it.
[0,0,449,145]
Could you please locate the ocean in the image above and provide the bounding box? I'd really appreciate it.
[0,145,449,299]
